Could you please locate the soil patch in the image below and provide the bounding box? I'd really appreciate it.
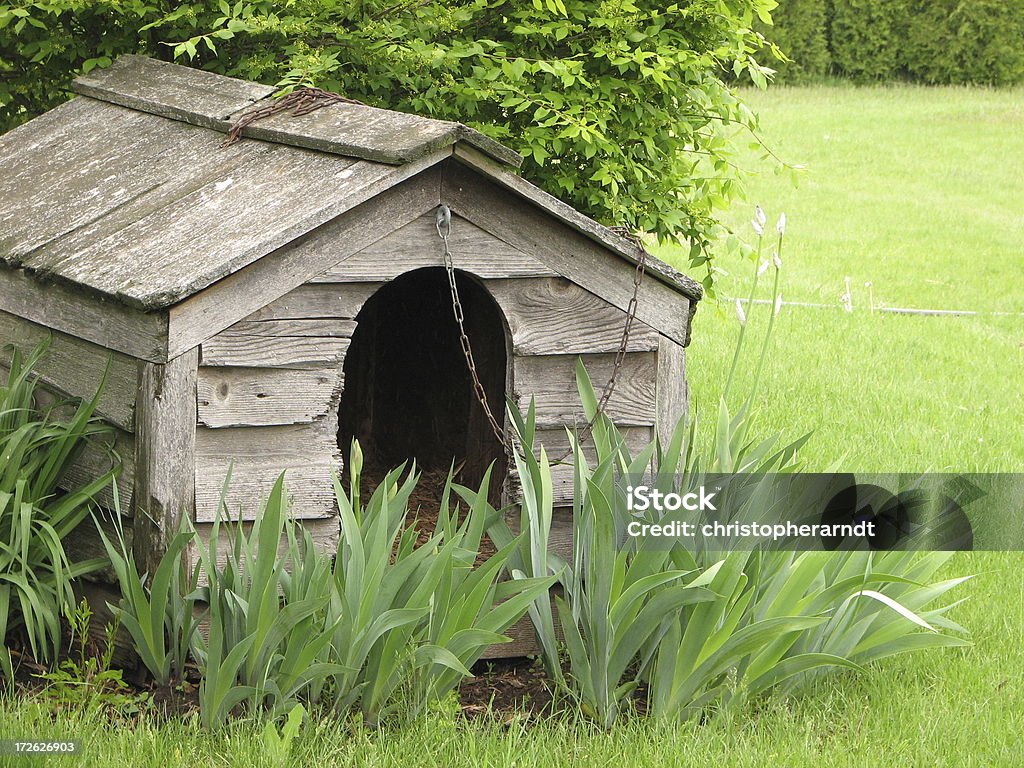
[355,459,498,565]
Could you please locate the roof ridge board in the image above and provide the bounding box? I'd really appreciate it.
[72,54,522,168]
[72,54,274,129]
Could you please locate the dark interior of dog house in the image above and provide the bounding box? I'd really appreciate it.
[337,268,509,515]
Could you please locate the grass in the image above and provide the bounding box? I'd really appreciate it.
[662,85,1024,474]
[2,84,1022,766]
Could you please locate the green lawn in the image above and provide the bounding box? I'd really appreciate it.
[2,85,1023,767]
[661,85,1024,474]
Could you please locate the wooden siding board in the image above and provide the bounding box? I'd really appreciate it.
[0,268,169,363]
[194,423,340,522]
[61,426,136,513]
[513,352,658,429]
[486,277,659,356]
[240,284,383,323]
[0,309,140,430]
[312,212,556,283]
[200,334,350,370]
[197,367,344,428]
[65,507,131,585]
[217,319,357,338]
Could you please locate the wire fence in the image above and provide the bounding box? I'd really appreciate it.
[735,297,1024,318]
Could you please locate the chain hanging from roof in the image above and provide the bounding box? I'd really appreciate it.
[221,87,364,148]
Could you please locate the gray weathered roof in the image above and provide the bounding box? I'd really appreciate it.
[0,55,701,310]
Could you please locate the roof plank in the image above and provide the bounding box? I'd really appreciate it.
[0,95,450,311]
[40,147,389,307]
[72,54,274,128]
[0,98,220,267]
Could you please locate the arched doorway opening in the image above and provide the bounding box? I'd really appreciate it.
[338,267,509,508]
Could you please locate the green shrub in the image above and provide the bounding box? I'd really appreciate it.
[192,474,340,727]
[903,0,1024,85]
[757,0,832,83]
[769,0,1024,85]
[102,448,549,728]
[0,342,114,672]
[830,0,907,82]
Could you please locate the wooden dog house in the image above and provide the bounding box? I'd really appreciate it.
[0,56,701,589]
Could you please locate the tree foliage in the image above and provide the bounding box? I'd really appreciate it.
[0,1,782,293]
[754,0,830,83]
[760,0,1024,86]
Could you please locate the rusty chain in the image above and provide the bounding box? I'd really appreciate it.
[436,205,511,459]
[436,205,646,464]
[221,86,364,148]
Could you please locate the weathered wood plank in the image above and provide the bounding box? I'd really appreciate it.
[0,309,140,430]
[45,149,380,308]
[0,97,223,289]
[656,335,689,442]
[231,100,521,168]
[73,55,275,129]
[312,213,556,283]
[65,507,131,585]
[486,277,659,356]
[0,268,168,364]
[132,349,199,575]
[442,157,697,347]
[195,459,338,522]
[513,352,658,429]
[166,164,442,355]
[74,56,521,168]
[196,367,344,428]
[241,284,382,322]
[194,423,340,522]
[238,100,456,165]
[195,421,334,460]
[218,318,357,338]
[200,334,350,369]
[19,127,444,313]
